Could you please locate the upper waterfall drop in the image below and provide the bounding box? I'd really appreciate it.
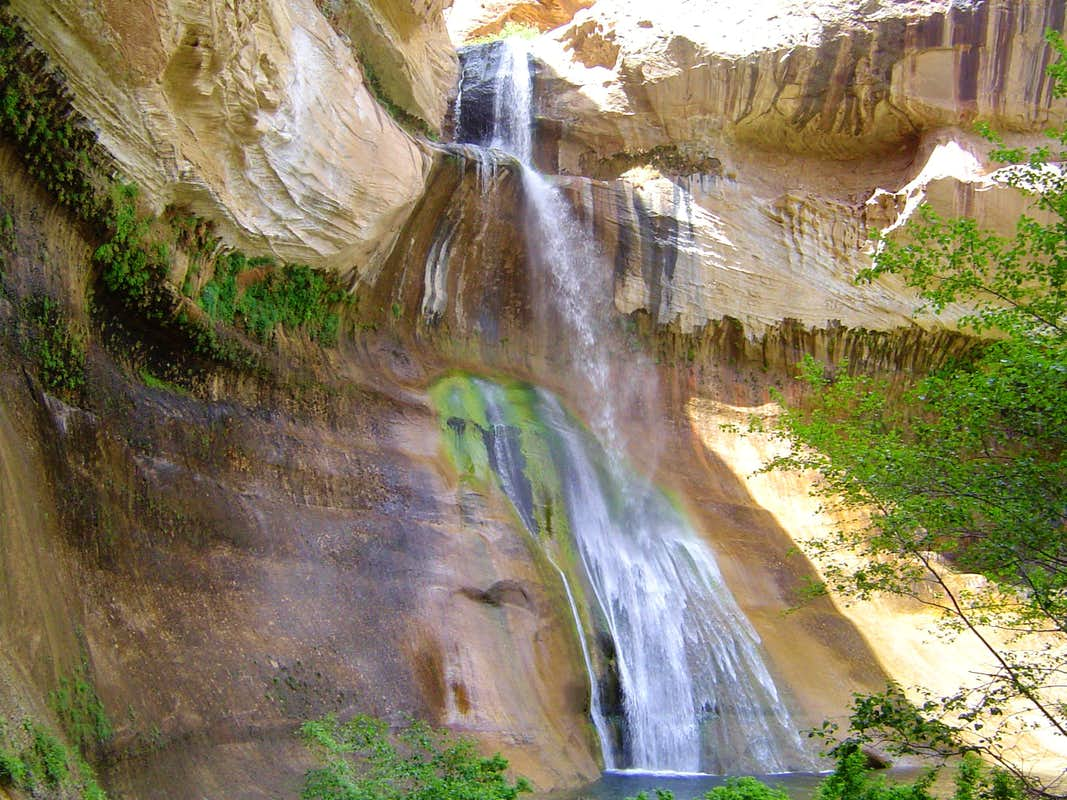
[450,38,815,776]
[455,38,534,166]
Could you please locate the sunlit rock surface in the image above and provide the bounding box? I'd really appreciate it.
[517,0,1066,338]
[11,0,435,274]
[446,0,594,43]
[564,132,1040,335]
[687,397,1067,783]
[323,0,458,132]
[534,0,1065,164]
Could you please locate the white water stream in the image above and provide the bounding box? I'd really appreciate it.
[454,38,812,775]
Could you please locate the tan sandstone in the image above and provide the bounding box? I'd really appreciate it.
[515,0,1067,339]
[446,0,593,44]
[686,397,1067,787]
[11,0,439,276]
[323,0,458,132]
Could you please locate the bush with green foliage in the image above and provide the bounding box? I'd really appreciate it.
[627,746,1023,800]
[198,253,347,346]
[299,714,531,800]
[625,775,797,800]
[766,30,1067,795]
[93,182,169,306]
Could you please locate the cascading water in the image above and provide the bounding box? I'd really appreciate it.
[450,38,813,775]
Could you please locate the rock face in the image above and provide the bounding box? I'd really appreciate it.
[0,142,597,795]
[534,0,1066,165]
[508,0,1067,339]
[323,0,459,133]
[559,129,1039,335]
[2,0,1067,796]
[11,0,436,275]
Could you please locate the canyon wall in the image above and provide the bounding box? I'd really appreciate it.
[0,0,1065,797]
[10,0,440,275]
[529,0,1063,340]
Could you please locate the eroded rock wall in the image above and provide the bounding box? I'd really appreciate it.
[323,0,458,132]
[515,0,1067,341]
[0,141,598,795]
[535,0,1065,166]
[11,0,437,275]
[2,0,1065,794]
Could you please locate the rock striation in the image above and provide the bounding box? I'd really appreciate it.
[508,0,1067,340]
[534,0,1066,165]
[322,0,458,133]
[2,0,1067,795]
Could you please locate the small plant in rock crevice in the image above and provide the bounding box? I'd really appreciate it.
[17,294,86,394]
[49,661,113,757]
[0,715,108,799]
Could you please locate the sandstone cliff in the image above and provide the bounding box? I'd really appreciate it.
[0,0,1064,796]
[535,0,1064,165]
[10,0,441,275]
[515,0,1066,339]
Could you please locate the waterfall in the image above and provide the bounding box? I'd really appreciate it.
[479,381,616,764]
[451,39,813,775]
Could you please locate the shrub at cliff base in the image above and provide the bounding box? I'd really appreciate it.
[299,715,531,800]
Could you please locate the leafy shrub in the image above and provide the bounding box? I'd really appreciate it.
[626,777,791,800]
[816,745,934,800]
[0,4,103,221]
[93,183,169,306]
[300,714,531,800]
[198,254,347,346]
[707,777,792,800]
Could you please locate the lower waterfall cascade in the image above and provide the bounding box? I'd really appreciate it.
[434,375,815,774]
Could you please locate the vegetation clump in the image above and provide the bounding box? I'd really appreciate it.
[49,661,113,757]
[0,2,352,375]
[0,715,107,799]
[299,714,531,800]
[17,295,86,394]
[0,2,105,222]
[198,252,348,346]
[625,745,1022,800]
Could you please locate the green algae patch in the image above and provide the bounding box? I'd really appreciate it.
[429,371,601,683]
[429,372,571,544]
[429,372,492,481]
